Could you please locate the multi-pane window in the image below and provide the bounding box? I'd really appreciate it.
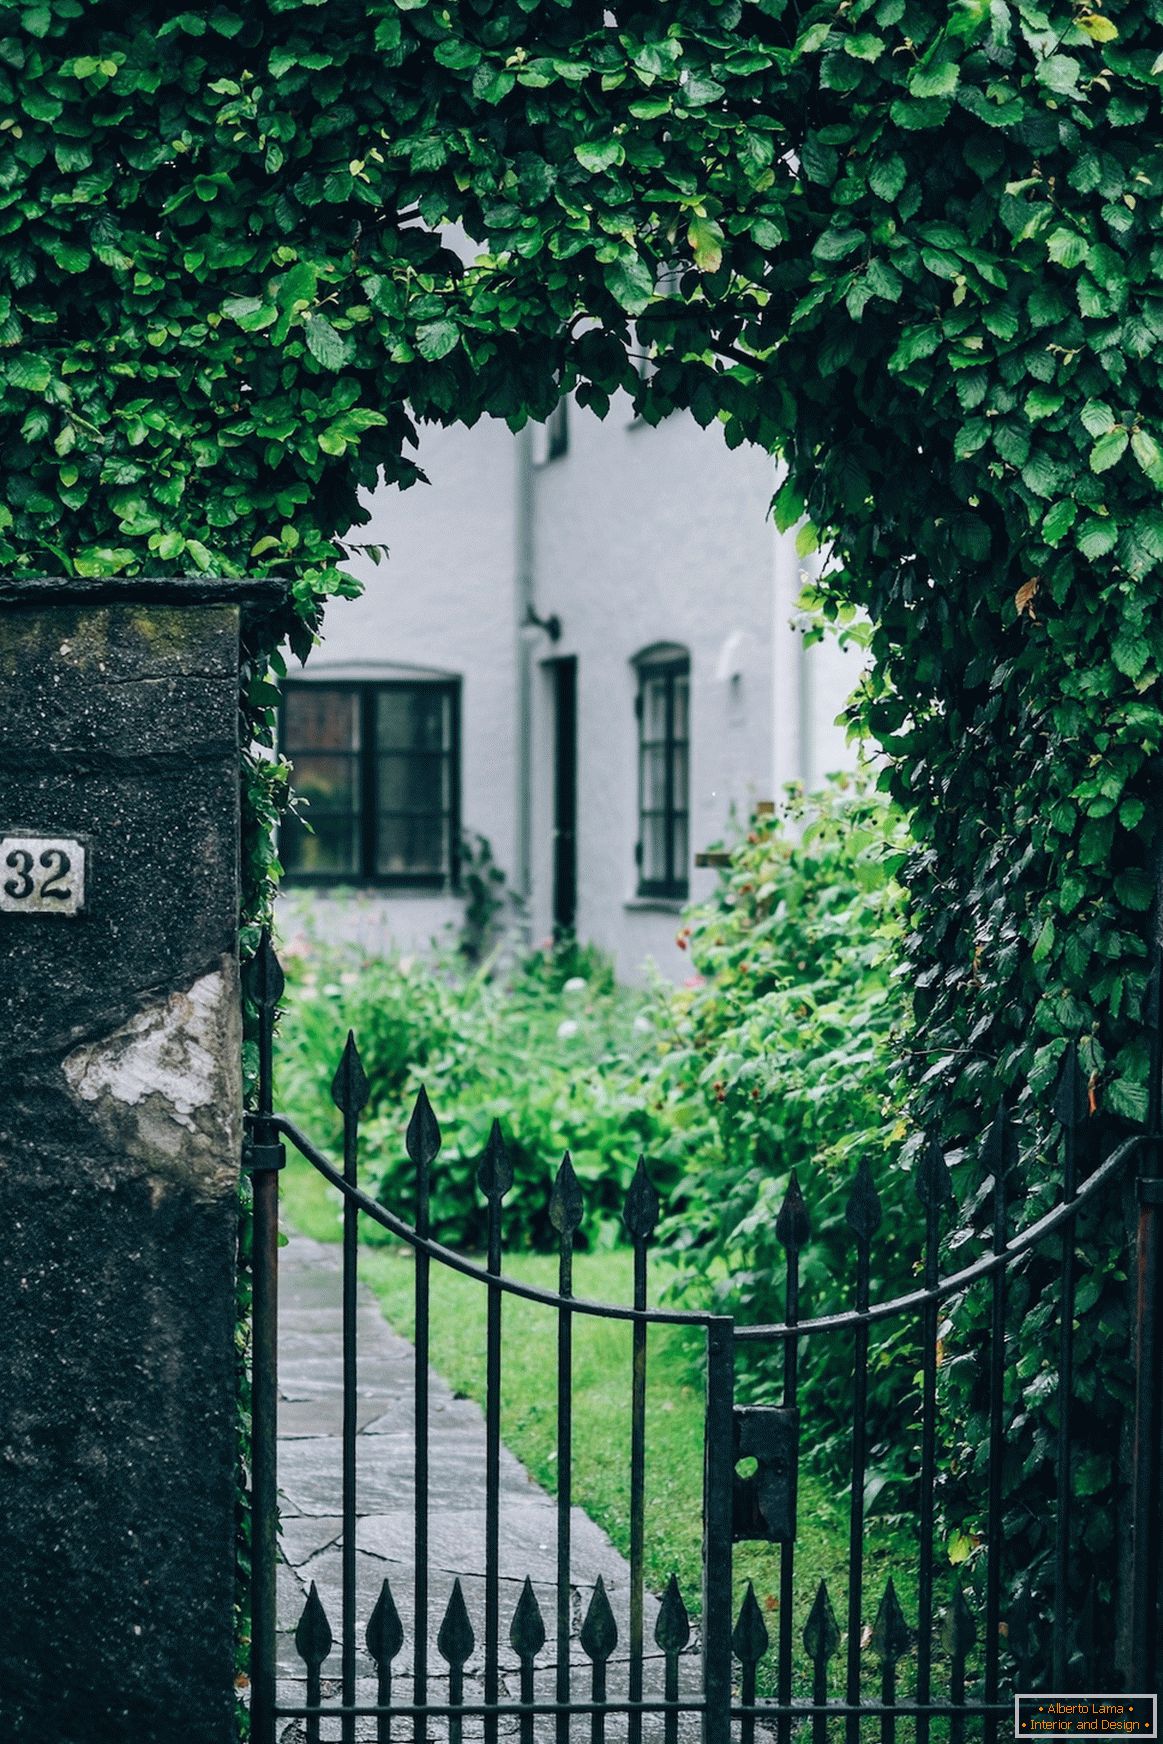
[635,651,690,899]
[279,680,460,887]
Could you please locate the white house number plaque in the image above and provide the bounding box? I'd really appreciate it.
[0,836,86,916]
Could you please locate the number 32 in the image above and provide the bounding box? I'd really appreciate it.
[4,848,72,902]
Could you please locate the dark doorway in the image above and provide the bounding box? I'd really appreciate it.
[550,657,577,935]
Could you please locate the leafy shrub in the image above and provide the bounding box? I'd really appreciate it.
[649,776,917,1492]
[275,935,670,1251]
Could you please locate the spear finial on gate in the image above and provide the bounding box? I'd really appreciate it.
[406,1084,442,1167]
[803,1580,840,1665]
[509,1576,547,1661]
[845,1156,882,1244]
[656,1574,692,1656]
[580,1576,619,1663]
[295,1581,334,1671]
[871,1578,911,1666]
[367,1577,405,1668]
[1053,1046,1089,1131]
[942,1581,977,1659]
[437,1579,476,1669]
[624,1155,660,1244]
[731,1581,769,1667]
[248,929,285,1010]
[331,1030,370,1117]
[914,1136,953,1210]
[776,1170,810,1252]
[550,1150,584,1236]
[476,1117,514,1201]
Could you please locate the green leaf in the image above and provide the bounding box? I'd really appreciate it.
[910,60,959,99]
[844,31,885,59]
[304,314,353,371]
[605,254,654,315]
[1032,916,1056,965]
[1077,517,1119,559]
[4,354,51,393]
[1090,428,1128,474]
[1047,228,1089,269]
[574,138,624,173]
[1042,500,1077,546]
[869,155,907,202]
[1037,54,1081,94]
[812,227,864,262]
[688,216,724,273]
[1105,1080,1148,1125]
[1076,11,1117,41]
[414,319,460,361]
[224,295,277,333]
[1131,430,1163,489]
[795,520,820,557]
[1080,400,1116,439]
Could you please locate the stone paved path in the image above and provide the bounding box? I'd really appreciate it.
[275,1237,704,1743]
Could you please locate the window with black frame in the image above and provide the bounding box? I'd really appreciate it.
[279,679,460,887]
[634,649,690,899]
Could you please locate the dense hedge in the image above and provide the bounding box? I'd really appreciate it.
[5,0,1157,1682]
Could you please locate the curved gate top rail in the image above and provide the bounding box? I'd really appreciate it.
[243,932,1163,1744]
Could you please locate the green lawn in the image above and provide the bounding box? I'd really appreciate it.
[280,1148,941,1701]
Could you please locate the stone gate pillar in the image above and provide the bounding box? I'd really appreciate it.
[0,575,283,1744]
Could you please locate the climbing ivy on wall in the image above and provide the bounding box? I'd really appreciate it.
[4,0,1160,1679]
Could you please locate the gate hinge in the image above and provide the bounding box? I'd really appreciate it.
[732,1405,798,1544]
[243,1140,286,1175]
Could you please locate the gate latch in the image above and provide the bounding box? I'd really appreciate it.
[732,1406,798,1544]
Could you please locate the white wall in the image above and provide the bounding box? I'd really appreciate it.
[527,399,781,981]
[277,399,864,982]
[278,416,519,957]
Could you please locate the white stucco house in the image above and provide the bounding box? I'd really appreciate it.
[276,391,862,982]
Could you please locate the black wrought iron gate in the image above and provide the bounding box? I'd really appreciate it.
[244,935,1163,1742]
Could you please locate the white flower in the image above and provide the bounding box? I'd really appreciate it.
[563,976,588,994]
[322,983,341,997]
[633,1014,654,1034]
[556,1019,580,1040]
[340,970,359,986]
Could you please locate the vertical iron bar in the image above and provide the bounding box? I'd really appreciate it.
[305,1662,322,1744]
[983,1107,1009,1744]
[336,1037,366,1744]
[915,1190,942,1744]
[739,1658,756,1744]
[846,1285,870,1744]
[776,1174,807,1744]
[629,1238,649,1744]
[805,1581,839,1744]
[520,1656,535,1744]
[703,1318,735,1744]
[249,937,284,1744]
[591,1655,607,1744]
[484,1184,504,1744]
[414,1119,433,1744]
[1131,951,1163,1690]
[777,1310,798,1744]
[449,1662,464,1744]
[811,1649,828,1744]
[879,1659,894,1744]
[665,1646,681,1744]
[556,1243,574,1744]
[1053,1072,1079,1692]
[920,1151,948,1744]
[845,1162,881,1744]
[377,1660,392,1744]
